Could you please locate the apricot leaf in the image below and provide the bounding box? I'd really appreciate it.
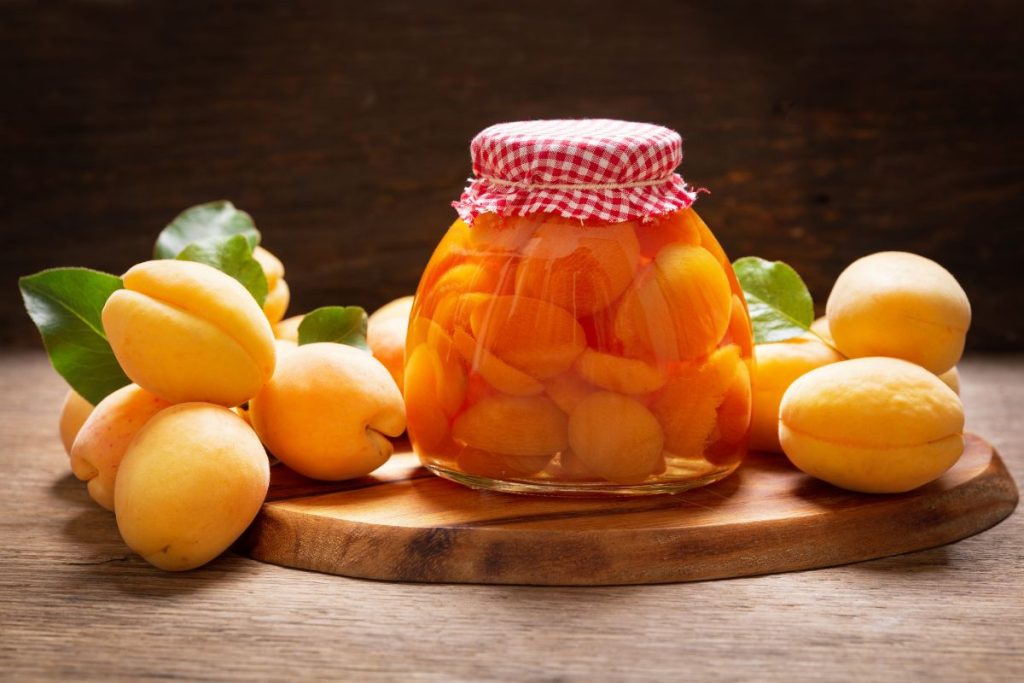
[298,306,369,350]
[733,256,814,343]
[154,200,260,260]
[177,234,268,306]
[18,268,131,405]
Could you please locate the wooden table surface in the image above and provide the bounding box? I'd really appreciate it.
[2,350,1021,682]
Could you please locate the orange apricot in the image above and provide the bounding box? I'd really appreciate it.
[452,327,544,396]
[470,295,586,379]
[514,219,640,316]
[651,345,742,457]
[467,213,538,254]
[59,389,94,456]
[452,395,569,457]
[273,314,304,342]
[614,244,732,362]
[404,346,452,453]
[368,296,414,392]
[545,372,594,414]
[431,292,492,336]
[574,348,667,394]
[635,209,701,260]
[568,392,664,484]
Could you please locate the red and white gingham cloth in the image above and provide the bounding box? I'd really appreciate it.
[453,119,701,225]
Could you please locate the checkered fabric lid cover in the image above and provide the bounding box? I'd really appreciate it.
[453,119,701,224]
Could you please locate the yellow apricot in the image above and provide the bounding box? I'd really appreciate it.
[750,334,844,452]
[115,403,269,571]
[470,295,586,379]
[452,395,569,457]
[544,372,594,414]
[614,244,732,361]
[102,260,276,406]
[779,357,965,494]
[59,389,93,456]
[452,327,543,396]
[253,246,289,325]
[262,277,290,325]
[568,392,664,484]
[69,384,172,511]
[371,295,414,326]
[810,316,834,345]
[574,348,666,394]
[253,246,284,290]
[250,343,406,481]
[368,296,414,392]
[651,345,741,457]
[938,366,960,394]
[813,315,959,393]
[273,314,304,342]
[515,218,640,316]
[826,252,970,374]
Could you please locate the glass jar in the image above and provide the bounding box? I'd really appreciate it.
[405,120,753,496]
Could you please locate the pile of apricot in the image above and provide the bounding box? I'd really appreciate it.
[61,251,407,570]
[751,251,970,493]
[405,209,755,490]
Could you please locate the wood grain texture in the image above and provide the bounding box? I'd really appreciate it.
[243,436,1017,585]
[2,1,1023,350]
[2,350,1024,681]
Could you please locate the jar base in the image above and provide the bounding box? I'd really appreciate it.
[424,463,741,498]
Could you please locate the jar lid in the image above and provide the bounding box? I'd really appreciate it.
[453,119,701,225]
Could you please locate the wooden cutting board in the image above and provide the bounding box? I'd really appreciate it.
[240,433,1018,585]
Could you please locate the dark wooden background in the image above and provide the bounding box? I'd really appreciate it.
[2,1,1022,349]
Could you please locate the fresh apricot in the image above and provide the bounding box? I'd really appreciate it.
[59,389,93,456]
[273,314,304,342]
[253,246,290,325]
[614,244,732,362]
[102,260,276,406]
[780,357,965,493]
[568,392,664,484]
[938,366,960,394]
[750,334,844,452]
[515,218,640,316]
[452,395,569,457]
[826,252,970,374]
[250,343,406,480]
[470,295,585,379]
[368,295,414,391]
[69,384,172,511]
[115,403,269,571]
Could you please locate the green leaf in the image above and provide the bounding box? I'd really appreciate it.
[733,256,814,344]
[298,306,369,350]
[18,268,131,405]
[177,234,268,306]
[154,200,260,259]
